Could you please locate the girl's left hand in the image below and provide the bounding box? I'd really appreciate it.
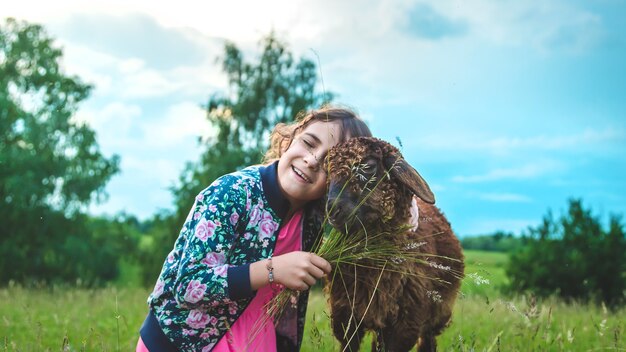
[272,251,332,291]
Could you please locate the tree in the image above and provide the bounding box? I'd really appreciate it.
[506,199,626,308]
[175,33,332,218]
[141,33,333,284]
[0,18,120,284]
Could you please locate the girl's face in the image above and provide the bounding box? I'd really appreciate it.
[277,121,343,209]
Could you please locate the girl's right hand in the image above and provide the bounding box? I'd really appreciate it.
[272,251,332,291]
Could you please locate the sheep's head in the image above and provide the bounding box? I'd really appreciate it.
[324,137,435,234]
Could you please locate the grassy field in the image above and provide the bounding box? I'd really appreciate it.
[1,250,624,351]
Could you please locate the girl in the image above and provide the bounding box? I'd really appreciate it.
[138,107,372,352]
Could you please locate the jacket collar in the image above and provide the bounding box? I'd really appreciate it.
[259,161,289,220]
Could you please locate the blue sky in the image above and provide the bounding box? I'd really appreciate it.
[6,0,626,236]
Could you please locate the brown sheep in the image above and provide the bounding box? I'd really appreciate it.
[323,137,464,352]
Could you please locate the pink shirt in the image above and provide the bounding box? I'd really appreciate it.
[212,209,303,352]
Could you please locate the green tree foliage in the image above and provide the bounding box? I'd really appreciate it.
[461,231,526,252]
[140,33,332,285]
[137,210,175,286]
[507,199,626,307]
[84,213,144,285]
[174,33,332,222]
[0,18,120,285]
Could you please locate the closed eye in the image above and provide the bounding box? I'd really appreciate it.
[301,132,322,150]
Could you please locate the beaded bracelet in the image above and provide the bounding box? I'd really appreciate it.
[266,257,274,284]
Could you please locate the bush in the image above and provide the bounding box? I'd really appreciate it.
[461,231,525,252]
[506,199,626,308]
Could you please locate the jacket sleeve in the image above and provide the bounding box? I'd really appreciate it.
[172,174,250,309]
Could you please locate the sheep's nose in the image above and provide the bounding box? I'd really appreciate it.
[326,197,349,228]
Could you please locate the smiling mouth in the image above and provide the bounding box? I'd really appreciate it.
[292,166,312,183]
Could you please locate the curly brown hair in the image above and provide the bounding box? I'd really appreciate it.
[263,106,372,163]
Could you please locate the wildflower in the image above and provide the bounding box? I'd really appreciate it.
[404,241,426,250]
[427,261,451,271]
[505,301,519,313]
[567,329,574,343]
[598,319,607,336]
[427,290,442,303]
[468,272,490,285]
[391,257,405,264]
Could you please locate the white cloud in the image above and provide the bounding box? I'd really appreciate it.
[76,101,212,152]
[73,102,141,139]
[121,69,183,98]
[6,0,314,47]
[487,127,626,151]
[64,52,198,100]
[437,0,605,54]
[410,127,625,154]
[57,42,117,95]
[452,161,562,183]
[148,102,216,147]
[12,0,603,113]
[47,23,225,101]
[122,156,181,187]
[118,58,145,74]
[476,192,532,203]
[428,183,446,193]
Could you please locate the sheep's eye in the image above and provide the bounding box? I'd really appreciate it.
[362,160,377,175]
[351,159,378,185]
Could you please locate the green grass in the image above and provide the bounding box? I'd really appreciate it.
[303,293,625,351]
[303,250,624,351]
[461,249,509,297]
[0,285,149,351]
[437,295,624,351]
[1,251,624,351]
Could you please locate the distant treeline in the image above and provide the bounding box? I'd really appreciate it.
[460,231,527,252]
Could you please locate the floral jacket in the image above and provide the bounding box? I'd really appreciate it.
[141,162,323,352]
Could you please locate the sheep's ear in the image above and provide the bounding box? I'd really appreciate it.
[384,156,435,204]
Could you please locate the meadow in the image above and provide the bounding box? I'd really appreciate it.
[1,250,623,351]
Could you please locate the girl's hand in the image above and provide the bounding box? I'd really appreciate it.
[272,251,331,291]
